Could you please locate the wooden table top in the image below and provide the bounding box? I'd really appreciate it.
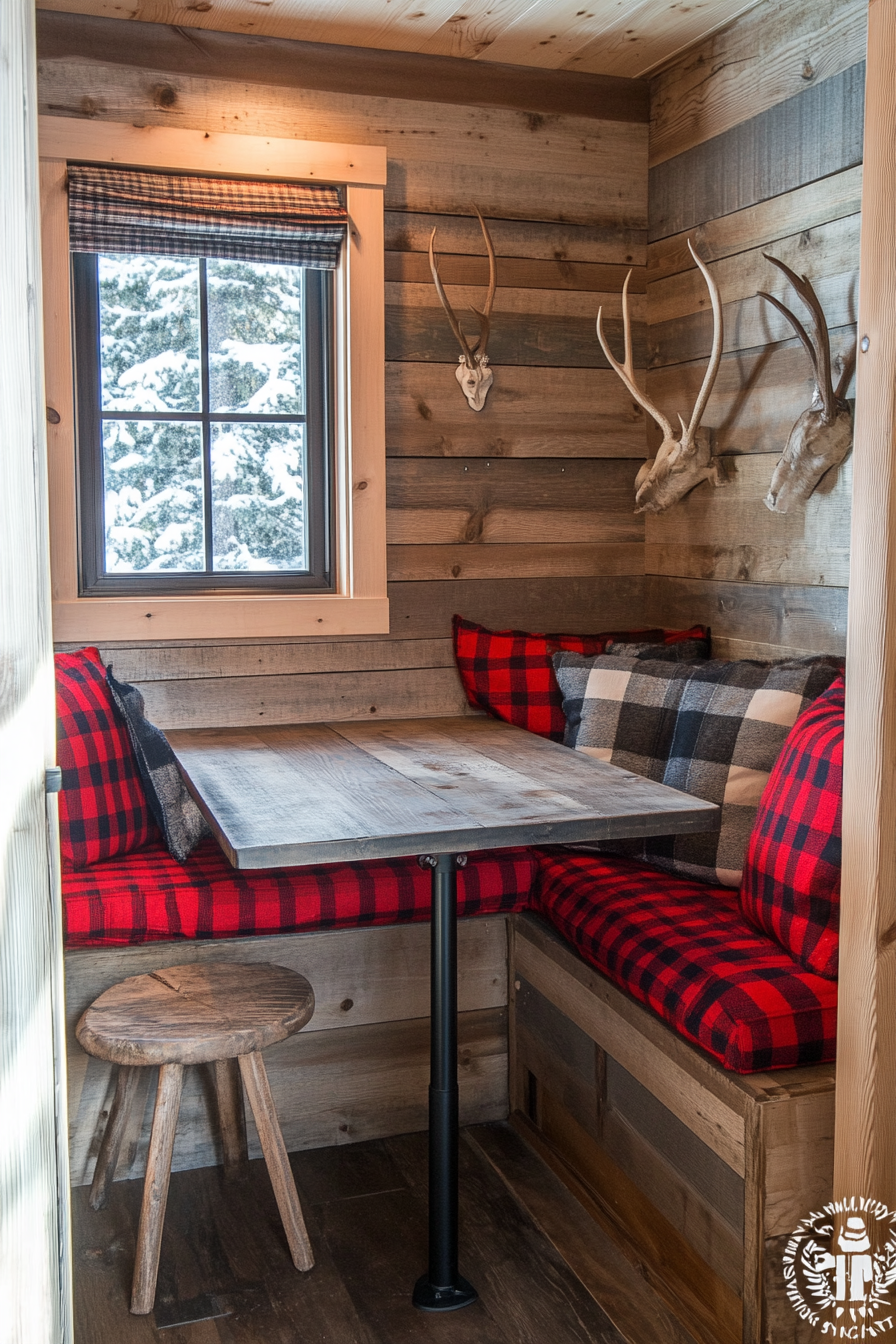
[167,716,718,869]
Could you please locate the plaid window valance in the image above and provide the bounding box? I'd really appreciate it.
[67,165,347,269]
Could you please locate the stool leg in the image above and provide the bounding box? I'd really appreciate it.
[90,1065,141,1211]
[238,1051,314,1271]
[131,1062,184,1316]
[213,1058,248,1180]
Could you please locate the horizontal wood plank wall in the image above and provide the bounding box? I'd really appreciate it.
[644,0,867,658]
[38,31,648,726]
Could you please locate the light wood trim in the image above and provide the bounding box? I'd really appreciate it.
[38,115,387,186]
[834,0,896,1205]
[39,119,388,641]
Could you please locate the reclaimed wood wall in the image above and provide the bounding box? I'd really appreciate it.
[39,21,649,727]
[644,0,867,661]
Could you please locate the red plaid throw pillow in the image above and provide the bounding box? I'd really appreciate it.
[56,647,158,869]
[739,676,844,979]
[452,615,709,741]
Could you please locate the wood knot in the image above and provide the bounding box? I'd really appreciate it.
[152,84,178,111]
[416,400,433,421]
[451,564,461,577]
[461,504,488,543]
[80,96,100,118]
[340,999,354,1012]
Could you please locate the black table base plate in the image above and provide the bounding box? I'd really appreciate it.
[413,1275,478,1313]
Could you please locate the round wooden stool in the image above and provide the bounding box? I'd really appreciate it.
[76,961,315,1315]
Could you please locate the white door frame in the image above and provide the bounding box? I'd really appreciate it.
[0,1,72,1340]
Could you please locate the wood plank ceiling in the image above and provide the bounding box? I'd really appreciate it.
[35,0,764,79]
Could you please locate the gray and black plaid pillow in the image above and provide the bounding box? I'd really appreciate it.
[553,653,842,888]
[106,668,209,862]
[604,637,709,662]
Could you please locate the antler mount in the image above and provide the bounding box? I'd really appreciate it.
[758,253,855,513]
[429,206,497,412]
[596,241,725,514]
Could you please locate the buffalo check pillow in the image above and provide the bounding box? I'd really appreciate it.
[553,653,842,888]
[452,614,709,742]
[55,647,159,868]
[739,675,844,979]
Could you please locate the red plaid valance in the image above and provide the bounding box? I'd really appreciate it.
[67,164,347,269]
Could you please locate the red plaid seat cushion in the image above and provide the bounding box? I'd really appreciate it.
[56,647,159,869]
[62,838,537,946]
[452,615,709,741]
[534,849,837,1073]
[740,676,844,980]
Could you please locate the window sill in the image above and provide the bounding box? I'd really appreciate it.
[51,594,390,642]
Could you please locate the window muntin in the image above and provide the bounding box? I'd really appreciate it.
[73,251,333,595]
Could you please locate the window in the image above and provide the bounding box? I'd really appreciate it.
[39,120,388,642]
[73,251,333,594]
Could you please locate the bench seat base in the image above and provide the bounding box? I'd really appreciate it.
[510,912,835,1344]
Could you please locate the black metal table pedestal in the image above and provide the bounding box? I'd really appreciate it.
[413,853,477,1312]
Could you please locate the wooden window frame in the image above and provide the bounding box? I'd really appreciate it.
[39,117,388,641]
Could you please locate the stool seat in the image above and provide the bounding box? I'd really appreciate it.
[76,962,314,1066]
[76,960,315,1316]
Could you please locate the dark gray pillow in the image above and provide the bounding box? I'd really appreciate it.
[106,668,209,862]
[552,652,842,888]
[604,637,709,662]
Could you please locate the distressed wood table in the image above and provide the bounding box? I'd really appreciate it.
[167,715,718,1313]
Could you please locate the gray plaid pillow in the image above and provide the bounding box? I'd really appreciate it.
[106,667,209,862]
[553,653,842,887]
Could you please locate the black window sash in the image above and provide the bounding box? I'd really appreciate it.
[72,251,334,596]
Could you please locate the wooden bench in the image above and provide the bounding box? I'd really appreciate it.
[508,913,835,1344]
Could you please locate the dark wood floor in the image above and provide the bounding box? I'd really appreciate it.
[73,1125,632,1344]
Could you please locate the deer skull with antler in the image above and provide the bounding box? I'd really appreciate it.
[429,206,497,411]
[597,241,725,514]
[757,254,855,513]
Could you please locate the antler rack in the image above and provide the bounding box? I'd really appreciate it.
[757,253,855,512]
[596,240,724,513]
[429,205,497,411]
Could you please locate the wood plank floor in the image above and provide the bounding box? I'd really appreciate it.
[73,1125,631,1344]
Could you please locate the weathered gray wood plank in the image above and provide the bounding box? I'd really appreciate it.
[649,63,866,241]
[385,363,646,460]
[386,306,644,368]
[645,575,848,656]
[384,212,646,266]
[135,665,472,731]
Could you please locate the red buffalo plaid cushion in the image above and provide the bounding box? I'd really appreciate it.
[56,648,159,869]
[62,838,537,946]
[452,615,709,741]
[534,849,837,1073]
[740,676,844,980]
